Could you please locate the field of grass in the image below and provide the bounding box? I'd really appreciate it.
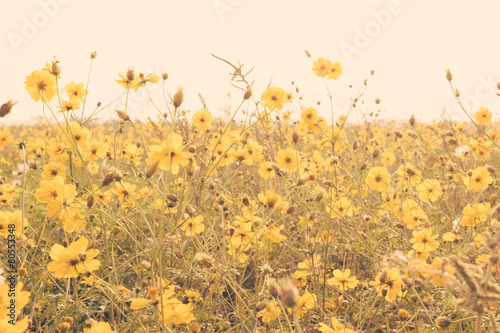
[1,54,500,332]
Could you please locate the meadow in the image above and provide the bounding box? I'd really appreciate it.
[1,53,500,332]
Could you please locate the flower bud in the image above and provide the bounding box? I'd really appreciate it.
[445,69,452,82]
[243,85,252,100]
[115,109,131,122]
[0,99,18,118]
[173,87,184,109]
[279,278,299,308]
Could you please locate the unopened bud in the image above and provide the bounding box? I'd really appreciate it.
[445,69,452,82]
[0,99,18,118]
[173,87,184,109]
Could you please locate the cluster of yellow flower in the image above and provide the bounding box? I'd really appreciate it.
[1,54,500,331]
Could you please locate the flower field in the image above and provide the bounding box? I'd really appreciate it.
[1,54,500,332]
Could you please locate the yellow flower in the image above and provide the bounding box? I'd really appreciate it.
[461,202,491,227]
[327,197,354,219]
[462,167,492,192]
[181,214,206,236]
[312,57,331,78]
[301,107,319,126]
[442,231,457,242]
[192,108,213,131]
[318,316,356,333]
[47,237,100,278]
[65,81,87,103]
[84,322,118,333]
[162,303,196,325]
[25,70,57,102]
[327,61,342,80]
[276,148,299,172]
[474,107,492,124]
[416,179,442,202]
[327,269,359,291]
[381,151,395,166]
[261,86,287,111]
[258,161,276,179]
[365,167,391,191]
[410,228,440,253]
[369,267,403,302]
[258,302,281,323]
[258,190,283,209]
[149,133,189,174]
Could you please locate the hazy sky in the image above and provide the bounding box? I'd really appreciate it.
[1,0,499,124]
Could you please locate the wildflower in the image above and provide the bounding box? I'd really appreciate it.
[410,228,440,253]
[111,182,137,202]
[116,68,140,91]
[47,237,100,278]
[461,202,491,227]
[58,99,80,113]
[301,107,319,126]
[416,179,442,202]
[192,109,213,131]
[327,197,354,219]
[149,133,189,174]
[327,269,359,291]
[258,302,280,323]
[261,86,287,111]
[365,167,391,191]
[65,82,87,103]
[294,291,316,317]
[474,107,492,124]
[84,322,118,333]
[163,303,196,325]
[258,190,283,209]
[276,148,299,172]
[25,70,57,102]
[369,267,403,302]
[312,57,331,78]
[181,214,206,236]
[327,61,342,80]
[258,161,276,179]
[133,73,159,91]
[462,166,492,192]
[318,316,356,333]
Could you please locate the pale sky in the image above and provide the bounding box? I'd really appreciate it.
[1,0,499,124]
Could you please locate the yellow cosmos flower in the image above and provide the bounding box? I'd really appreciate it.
[276,148,299,172]
[365,166,391,191]
[261,86,287,111]
[65,81,88,103]
[25,70,57,102]
[369,267,403,302]
[84,322,118,333]
[149,133,189,174]
[410,228,440,253]
[462,167,492,192]
[327,269,359,291]
[192,108,213,131]
[416,179,442,202]
[474,107,492,124]
[47,237,100,278]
